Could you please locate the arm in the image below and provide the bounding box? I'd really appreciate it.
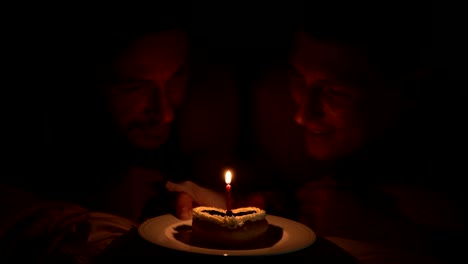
[1,183,137,264]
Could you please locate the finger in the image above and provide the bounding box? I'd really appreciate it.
[175,192,194,220]
[166,181,195,197]
[165,181,186,192]
[192,186,225,209]
[167,181,225,209]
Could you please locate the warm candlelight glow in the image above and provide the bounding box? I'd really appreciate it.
[225,169,233,216]
[225,170,232,184]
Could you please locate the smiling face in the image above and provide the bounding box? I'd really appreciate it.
[288,32,376,160]
[97,30,189,150]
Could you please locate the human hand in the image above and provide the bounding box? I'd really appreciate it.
[165,181,225,220]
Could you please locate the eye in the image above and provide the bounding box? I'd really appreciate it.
[322,82,354,98]
[165,65,189,107]
[121,84,144,92]
[172,63,189,78]
[287,66,307,90]
[287,65,304,80]
[287,66,307,104]
[109,81,147,93]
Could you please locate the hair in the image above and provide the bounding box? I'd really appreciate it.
[92,16,190,67]
[294,3,432,86]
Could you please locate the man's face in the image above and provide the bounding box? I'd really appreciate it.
[98,30,189,150]
[288,32,371,160]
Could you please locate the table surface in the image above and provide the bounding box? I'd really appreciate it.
[94,227,361,263]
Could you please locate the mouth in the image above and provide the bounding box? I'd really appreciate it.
[130,119,169,131]
[128,121,171,138]
[307,127,334,135]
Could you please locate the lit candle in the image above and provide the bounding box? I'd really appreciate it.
[225,170,233,216]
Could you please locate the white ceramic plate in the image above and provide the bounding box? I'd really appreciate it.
[138,214,316,256]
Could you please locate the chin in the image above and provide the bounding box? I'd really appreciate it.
[306,148,339,161]
[133,141,164,150]
[305,135,339,160]
[304,131,363,161]
[128,134,169,151]
[305,138,351,161]
[306,143,364,161]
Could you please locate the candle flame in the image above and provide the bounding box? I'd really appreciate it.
[225,170,232,184]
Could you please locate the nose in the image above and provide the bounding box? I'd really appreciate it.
[294,87,325,125]
[144,85,174,123]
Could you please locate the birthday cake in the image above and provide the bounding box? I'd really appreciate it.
[191,206,269,247]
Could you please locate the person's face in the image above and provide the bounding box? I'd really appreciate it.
[98,30,189,150]
[288,32,371,160]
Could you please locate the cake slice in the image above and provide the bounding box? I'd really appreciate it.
[191,206,269,247]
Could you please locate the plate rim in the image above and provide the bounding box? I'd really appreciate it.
[138,213,316,256]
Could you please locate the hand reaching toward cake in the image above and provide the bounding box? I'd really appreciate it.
[165,181,225,220]
[166,180,268,220]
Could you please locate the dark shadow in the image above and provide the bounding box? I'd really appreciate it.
[173,224,283,250]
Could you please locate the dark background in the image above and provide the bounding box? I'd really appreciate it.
[3,2,463,191]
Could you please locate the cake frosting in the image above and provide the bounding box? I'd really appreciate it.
[192,206,266,228]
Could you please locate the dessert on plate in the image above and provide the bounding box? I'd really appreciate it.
[191,206,269,247]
